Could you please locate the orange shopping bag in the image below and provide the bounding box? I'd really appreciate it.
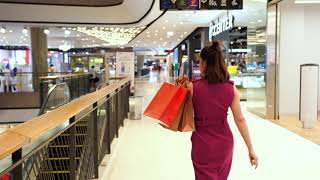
[144,82,187,130]
[178,91,195,132]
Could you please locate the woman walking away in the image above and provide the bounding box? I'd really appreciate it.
[188,41,258,180]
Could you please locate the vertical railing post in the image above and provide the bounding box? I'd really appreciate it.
[115,90,119,138]
[11,149,22,180]
[69,116,76,180]
[92,102,99,178]
[77,75,80,97]
[119,87,123,127]
[39,80,44,106]
[106,96,111,154]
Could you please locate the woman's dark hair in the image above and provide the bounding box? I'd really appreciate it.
[200,41,230,83]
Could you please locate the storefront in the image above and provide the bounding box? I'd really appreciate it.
[0,47,31,72]
[209,11,267,116]
[266,0,320,120]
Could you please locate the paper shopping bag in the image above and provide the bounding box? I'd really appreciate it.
[144,82,187,128]
[178,91,195,132]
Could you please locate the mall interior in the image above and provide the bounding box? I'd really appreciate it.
[0,0,320,179]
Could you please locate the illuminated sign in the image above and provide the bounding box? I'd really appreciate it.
[160,0,243,10]
[209,14,234,38]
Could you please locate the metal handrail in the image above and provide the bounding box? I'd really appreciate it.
[0,77,129,159]
[38,82,71,116]
[0,76,130,179]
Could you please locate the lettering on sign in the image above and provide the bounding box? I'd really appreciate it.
[209,14,234,38]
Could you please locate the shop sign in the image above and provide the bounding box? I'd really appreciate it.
[209,14,234,38]
[160,0,243,10]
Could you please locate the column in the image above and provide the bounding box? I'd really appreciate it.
[31,27,48,91]
[187,38,195,79]
[201,28,210,49]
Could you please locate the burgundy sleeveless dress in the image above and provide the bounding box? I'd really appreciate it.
[191,79,235,180]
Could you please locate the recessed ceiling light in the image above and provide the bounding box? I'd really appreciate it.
[160,38,163,41]
[64,30,71,35]
[147,31,150,34]
[238,27,242,30]
[155,34,158,36]
[180,22,184,25]
[162,27,166,30]
[184,32,187,34]
[137,40,141,43]
[22,28,28,34]
[257,20,263,23]
[153,41,156,44]
[147,35,151,38]
[44,29,50,35]
[155,30,159,33]
[167,31,174,36]
[92,40,95,43]
[0,27,6,34]
[177,39,180,41]
[76,34,80,37]
[9,30,13,33]
[165,20,169,23]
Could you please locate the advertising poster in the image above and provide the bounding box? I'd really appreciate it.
[188,0,199,9]
[116,51,135,92]
[160,0,175,10]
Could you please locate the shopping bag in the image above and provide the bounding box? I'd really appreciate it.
[144,82,187,129]
[178,91,195,132]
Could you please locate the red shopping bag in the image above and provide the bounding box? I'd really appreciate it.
[0,173,10,180]
[144,82,187,128]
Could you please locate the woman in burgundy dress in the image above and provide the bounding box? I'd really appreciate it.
[188,41,258,180]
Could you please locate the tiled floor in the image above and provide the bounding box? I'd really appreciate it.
[100,71,320,180]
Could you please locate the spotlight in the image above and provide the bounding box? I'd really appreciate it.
[0,27,6,34]
[22,27,28,34]
[44,28,50,35]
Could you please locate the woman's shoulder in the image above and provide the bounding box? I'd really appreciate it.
[227,80,234,85]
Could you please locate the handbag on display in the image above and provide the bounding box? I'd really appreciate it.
[144,78,195,132]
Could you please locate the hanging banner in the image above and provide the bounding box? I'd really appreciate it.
[160,0,242,10]
[116,51,135,92]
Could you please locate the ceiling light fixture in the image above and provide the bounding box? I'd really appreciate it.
[167,31,174,36]
[22,28,28,34]
[295,0,320,3]
[44,28,50,35]
[0,27,6,34]
[64,30,71,35]
[162,27,166,30]
[74,26,146,46]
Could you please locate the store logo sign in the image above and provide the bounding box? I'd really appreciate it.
[209,14,234,38]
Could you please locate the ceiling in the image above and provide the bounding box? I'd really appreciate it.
[0,0,124,7]
[0,0,267,54]
[0,0,158,25]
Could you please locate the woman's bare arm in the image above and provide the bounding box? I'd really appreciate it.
[230,86,258,168]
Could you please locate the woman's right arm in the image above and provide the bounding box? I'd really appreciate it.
[230,86,259,169]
